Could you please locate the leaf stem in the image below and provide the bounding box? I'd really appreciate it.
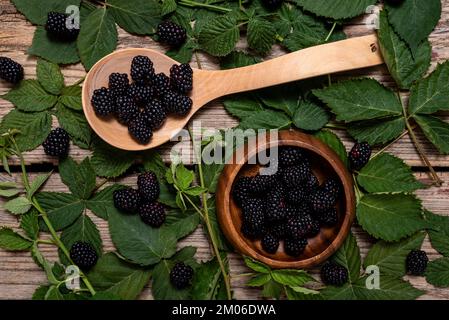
[371,129,409,159]
[324,122,346,130]
[324,22,337,42]
[178,0,232,13]
[37,239,56,245]
[194,51,203,70]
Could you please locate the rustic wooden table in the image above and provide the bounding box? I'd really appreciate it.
[1,0,449,300]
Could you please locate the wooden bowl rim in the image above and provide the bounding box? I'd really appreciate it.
[216,129,356,269]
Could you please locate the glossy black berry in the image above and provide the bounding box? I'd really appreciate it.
[116,95,139,125]
[127,83,154,105]
[152,73,171,98]
[261,234,279,254]
[284,237,307,257]
[157,21,187,47]
[139,201,165,228]
[46,12,79,41]
[137,171,160,202]
[316,208,339,227]
[305,173,320,190]
[406,250,428,276]
[266,188,287,222]
[130,55,154,84]
[128,114,153,144]
[92,87,115,116]
[69,241,98,270]
[250,174,277,194]
[170,262,194,289]
[0,57,24,84]
[322,178,341,201]
[286,186,307,205]
[281,163,310,187]
[321,261,348,286]
[142,100,167,130]
[241,200,266,239]
[309,189,336,212]
[113,188,140,212]
[162,91,193,116]
[42,128,70,157]
[269,221,287,239]
[278,147,308,167]
[349,142,372,171]
[286,214,315,239]
[109,73,129,98]
[232,176,253,206]
[170,63,193,94]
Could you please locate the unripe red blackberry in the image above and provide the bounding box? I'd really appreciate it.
[157,21,187,47]
[0,57,24,84]
[69,241,98,270]
[43,128,70,158]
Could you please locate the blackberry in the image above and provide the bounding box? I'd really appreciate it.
[46,12,79,41]
[241,198,266,221]
[322,178,341,200]
[170,63,193,94]
[281,163,310,187]
[109,73,129,97]
[278,147,307,167]
[142,100,167,130]
[170,262,194,289]
[157,21,187,47]
[305,173,319,190]
[261,234,279,254]
[406,250,428,276]
[286,186,307,205]
[269,221,287,239]
[43,128,70,157]
[128,114,153,144]
[266,188,287,222]
[309,189,336,212]
[137,171,160,202]
[308,219,321,237]
[130,55,154,84]
[0,57,24,84]
[116,95,139,125]
[349,142,372,171]
[152,73,171,98]
[284,237,307,257]
[92,87,115,116]
[262,0,284,10]
[69,241,98,270]
[250,174,276,194]
[162,91,192,116]
[232,176,253,206]
[320,261,348,286]
[113,188,140,212]
[316,208,338,227]
[241,200,266,239]
[127,83,154,104]
[139,202,165,228]
[286,214,315,239]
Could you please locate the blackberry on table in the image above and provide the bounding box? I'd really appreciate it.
[406,250,428,276]
[128,114,153,144]
[137,171,160,202]
[127,83,154,105]
[152,73,171,98]
[142,100,167,130]
[320,261,348,286]
[116,95,139,125]
[162,91,192,116]
[109,73,129,97]
[91,87,115,116]
[232,176,253,206]
[170,63,193,94]
[69,241,98,270]
[139,202,165,228]
[0,57,24,84]
[130,55,154,84]
[261,233,280,254]
[43,128,70,158]
[170,262,194,289]
[266,188,287,222]
[286,186,307,205]
[281,163,310,187]
[157,21,187,47]
[286,214,315,239]
[349,142,372,171]
[113,188,140,212]
[284,237,307,257]
[316,208,338,227]
[278,147,308,167]
[46,12,79,41]
[322,178,341,200]
[309,189,336,212]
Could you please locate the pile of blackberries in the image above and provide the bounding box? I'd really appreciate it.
[91,55,193,144]
[113,171,166,227]
[232,146,342,257]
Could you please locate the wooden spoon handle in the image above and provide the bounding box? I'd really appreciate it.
[194,35,383,105]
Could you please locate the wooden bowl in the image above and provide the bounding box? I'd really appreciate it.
[216,130,356,269]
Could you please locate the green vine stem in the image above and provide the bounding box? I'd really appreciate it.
[178,0,232,13]
[371,129,410,159]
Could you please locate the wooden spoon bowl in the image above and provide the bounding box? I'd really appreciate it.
[216,130,356,269]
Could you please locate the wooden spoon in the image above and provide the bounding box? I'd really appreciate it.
[82,34,383,151]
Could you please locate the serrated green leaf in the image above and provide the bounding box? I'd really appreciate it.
[86,184,123,220]
[223,94,263,118]
[347,117,405,146]
[0,188,21,197]
[2,80,57,112]
[258,83,300,116]
[296,0,376,20]
[28,27,80,65]
[247,18,276,55]
[77,8,117,70]
[246,273,272,287]
[3,196,32,215]
[413,114,449,154]
[166,38,196,64]
[175,164,194,190]
[357,194,427,242]
[202,163,224,193]
[59,157,96,199]
[191,256,227,300]
[271,269,314,287]
[56,103,92,149]
[424,211,449,257]
[28,172,52,198]
[314,130,349,167]
[91,137,135,178]
[425,258,449,288]
[165,208,200,240]
[238,110,291,130]
[184,186,207,196]
[293,99,329,131]
[364,232,426,276]
[286,287,323,300]
[332,232,361,283]
[313,79,402,122]
[377,11,431,90]
[198,14,239,57]
[161,0,177,16]
[158,181,178,208]
[220,51,260,69]
[11,0,81,25]
[353,276,423,300]
[36,59,64,95]
[59,85,82,111]
[32,286,51,300]
[357,153,424,193]
[0,228,32,251]
[262,280,283,299]
[244,256,270,273]
[20,211,40,240]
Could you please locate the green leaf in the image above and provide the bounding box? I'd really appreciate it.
[409,61,449,115]
[357,153,424,193]
[56,103,92,148]
[332,232,361,283]
[59,157,96,199]
[247,273,272,287]
[202,163,224,193]
[184,186,207,196]
[244,256,270,273]
[203,201,232,251]
[142,152,166,179]
[32,286,51,300]
[165,38,196,64]
[2,80,57,112]
[11,0,81,25]
[36,192,85,231]
[86,184,123,220]
[271,269,314,287]
[3,196,32,215]
[258,83,300,116]
[293,99,329,131]
[161,0,177,16]
[198,14,239,57]
[220,51,260,69]
[364,232,426,277]
[165,208,200,240]
[175,164,194,190]
[425,258,449,288]
[239,110,291,130]
[357,194,427,242]
[88,253,151,300]
[108,209,177,266]
[286,287,323,300]
[20,211,40,240]
[0,188,21,197]
[158,181,178,208]
[262,280,283,299]
[386,0,441,54]
[28,27,80,65]
[413,115,449,154]
[77,8,118,70]
[296,0,376,20]
[0,110,52,152]
[377,11,431,90]
[191,257,226,300]
[59,85,83,111]
[0,228,32,251]
[91,136,135,178]
[347,117,405,146]
[223,94,263,118]
[36,59,64,95]
[247,18,276,55]
[424,211,449,257]
[314,130,349,167]
[28,172,52,198]
[353,276,423,300]
[313,79,402,122]
[107,0,161,35]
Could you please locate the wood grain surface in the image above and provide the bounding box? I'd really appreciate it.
[1,0,449,299]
